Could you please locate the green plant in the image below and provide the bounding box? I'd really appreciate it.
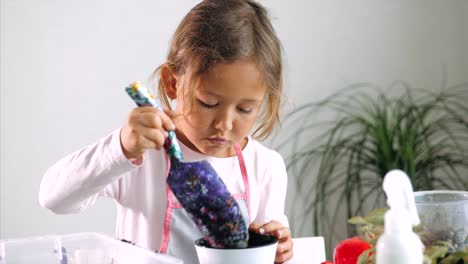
[275,81,468,253]
[348,208,468,264]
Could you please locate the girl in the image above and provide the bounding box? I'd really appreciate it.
[39,0,293,263]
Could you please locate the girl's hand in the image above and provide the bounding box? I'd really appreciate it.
[250,221,293,263]
[120,106,176,160]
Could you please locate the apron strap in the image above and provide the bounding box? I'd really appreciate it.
[159,155,173,253]
[234,143,251,219]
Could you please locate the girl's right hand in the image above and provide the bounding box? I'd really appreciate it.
[120,106,176,160]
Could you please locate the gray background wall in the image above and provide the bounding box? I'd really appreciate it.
[1,0,467,248]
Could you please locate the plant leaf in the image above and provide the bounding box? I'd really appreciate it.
[364,208,387,225]
[348,216,369,225]
[424,244,450,260]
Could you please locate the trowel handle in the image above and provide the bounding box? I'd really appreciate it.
[125,81,183,161]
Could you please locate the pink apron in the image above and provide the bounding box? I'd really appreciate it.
[159,144,251,264]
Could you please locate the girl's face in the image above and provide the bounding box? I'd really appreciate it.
[174,60,266,158]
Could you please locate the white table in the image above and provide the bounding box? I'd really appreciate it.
[287,237,326,264]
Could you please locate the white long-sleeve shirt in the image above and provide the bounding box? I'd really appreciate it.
[39,128,289,251]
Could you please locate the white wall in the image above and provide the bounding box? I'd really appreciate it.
[1,0,467,244]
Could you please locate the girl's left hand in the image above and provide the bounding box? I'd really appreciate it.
[249,221,293,263]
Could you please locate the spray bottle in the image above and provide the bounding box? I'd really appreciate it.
[376,170,424,264]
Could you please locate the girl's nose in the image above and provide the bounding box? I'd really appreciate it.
[214,109,234,131]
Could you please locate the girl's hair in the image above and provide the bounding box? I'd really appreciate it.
[154,0,283,141]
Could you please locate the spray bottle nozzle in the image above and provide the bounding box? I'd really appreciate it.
[383,170,420,227]
[377,170,424,263]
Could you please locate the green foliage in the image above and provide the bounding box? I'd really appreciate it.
[350,208,468,264]
[275,81,468,252]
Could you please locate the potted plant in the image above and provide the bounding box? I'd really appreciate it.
[274,81,468,254]
[348,208,468,264]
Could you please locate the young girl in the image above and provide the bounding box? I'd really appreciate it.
[39,0,293,263]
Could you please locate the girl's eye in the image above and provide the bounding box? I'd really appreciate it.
[198,99,253,113]
[237,107,253,114]
[198,99,218,109]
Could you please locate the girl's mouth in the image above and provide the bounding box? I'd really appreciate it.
[207,137,228,145]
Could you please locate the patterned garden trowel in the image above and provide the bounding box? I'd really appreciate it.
[125,81,249,248]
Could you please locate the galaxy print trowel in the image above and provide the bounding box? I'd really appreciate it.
[125,81,249,248]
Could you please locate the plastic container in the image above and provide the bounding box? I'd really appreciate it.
[0,232,183,264]
[194,232,278,264]
[414,190,468,251]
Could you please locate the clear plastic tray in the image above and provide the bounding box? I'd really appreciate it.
[0,232,183,264]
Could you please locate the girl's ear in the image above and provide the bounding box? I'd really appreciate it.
[160,64,178,99]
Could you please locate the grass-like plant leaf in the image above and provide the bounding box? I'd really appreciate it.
[275,81,468,254]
